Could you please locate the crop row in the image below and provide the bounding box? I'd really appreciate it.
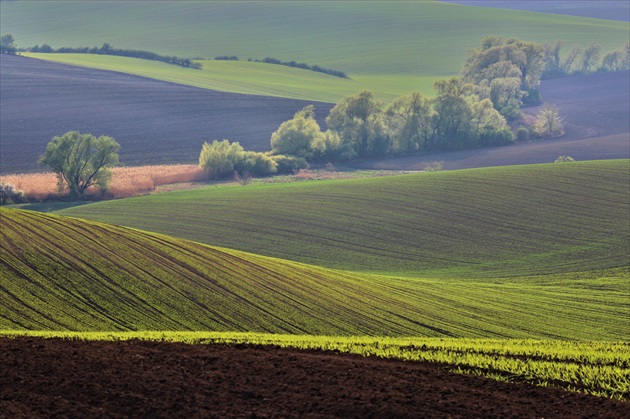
[58,161,630,278]
[1,207,628,339]
[1,331,627,400]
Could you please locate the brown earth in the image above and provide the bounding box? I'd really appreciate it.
[1,338,627,418]
[0,55,333,174]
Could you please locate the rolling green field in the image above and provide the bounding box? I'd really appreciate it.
[56,161,630,278]
[4,1,628,100]
[2,207,628,339]
[2,331,628,399]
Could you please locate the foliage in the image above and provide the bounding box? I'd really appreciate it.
[0,182,26,205]
[199,140,277,179]
[515,126,530,142]
[533,104,565,138]
[255,57,348,79]
[269,154,308,174]
[0,33,17,54]
[326,90,387,157]
[385,92,435,153]
[38,131,120,198]
[270,106,322,159]
[421,161,443,172]
[555,155,575,163]
[28,42,201,69]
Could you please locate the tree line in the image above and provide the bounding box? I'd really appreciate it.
[27,42,202,69]
[215,55,349,79]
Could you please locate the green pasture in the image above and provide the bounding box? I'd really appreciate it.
[57,161,630,278]
[2,332,628,399]
[1,207,628,339]
[4,1,628,100]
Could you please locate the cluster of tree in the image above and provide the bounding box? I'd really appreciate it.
[542,41,629,79]
[27,42,202,69]
[213,55,349,79]
[462,36,546,112]
[39,131,121,199]
[256,57,349,79]
[1,33,17,54]
[198,139,307,180]
[272,85,514,162]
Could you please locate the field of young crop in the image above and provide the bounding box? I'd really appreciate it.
[57,160,630,278]
[3,1,628,100]
[2,331,628,400]
[2,207,628,339]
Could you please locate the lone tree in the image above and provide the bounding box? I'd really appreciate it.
[39,131,120,198]
[533,104,564,139]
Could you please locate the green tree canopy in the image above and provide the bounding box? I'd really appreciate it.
[39,131,120,198]
[199,139,245,179]
[0,33,17,54]
[270,105,323,159]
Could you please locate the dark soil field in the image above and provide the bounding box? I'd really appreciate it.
[1,338,626,419]
[351,71,630,171]
[0,55,333,174]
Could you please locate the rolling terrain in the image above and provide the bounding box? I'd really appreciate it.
[56,161,630,278]
[2,1,627,77]
[0,55,333,174]
[3,207,627,339]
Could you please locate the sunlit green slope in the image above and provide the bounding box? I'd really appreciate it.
[4,1,628,100]
[58,161,630,278]
[1,208,628,339]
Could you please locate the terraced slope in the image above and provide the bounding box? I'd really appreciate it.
[58,161,630,277]
[1,208,627,338]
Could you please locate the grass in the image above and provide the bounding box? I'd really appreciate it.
[1,164,206,201]
[1,331,628,400]
[2,207,628,339]
[4,1,628,101]
[56,160,630,278]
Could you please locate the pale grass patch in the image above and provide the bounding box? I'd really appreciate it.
[1,164,207,201]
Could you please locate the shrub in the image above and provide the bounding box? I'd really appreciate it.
[555,155,575,162]
[235,151,278,177]
[422,161,444,172]
[477,127,515,147]
[516,126,531,142]
[199,140,245,179]
[0,182,26,204]
[500,105,523,122]
[270,154,308,174]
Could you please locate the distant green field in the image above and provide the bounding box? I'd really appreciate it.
[4,1,628,100]
[23,53,434,103]
[1,208,628,339]
[57,161,630,278]
[2,331,628,399]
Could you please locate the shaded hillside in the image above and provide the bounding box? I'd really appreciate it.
[0,55,333,174]
[2,208,627,339]
[58,161,630,277]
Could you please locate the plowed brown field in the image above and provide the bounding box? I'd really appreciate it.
[1,338,626,418]
[0,55,333,174]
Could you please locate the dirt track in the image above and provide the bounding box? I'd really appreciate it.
[1,338,626,418]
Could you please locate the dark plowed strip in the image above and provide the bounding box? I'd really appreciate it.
[0,338,626,418]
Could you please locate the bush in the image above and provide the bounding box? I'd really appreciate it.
[477,127,515,147]
[522,88,542,107]
[199,140,245,179]
[555,155,575,163]
[270,154,308,174]
[500,105,523,122]
[0,182,27,204]
[422,161,444,172]
[235,151,278,177]
[516,126,531,142]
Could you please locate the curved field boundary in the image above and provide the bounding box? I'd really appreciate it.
[58,160,630,277]
[1,208,627,339]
